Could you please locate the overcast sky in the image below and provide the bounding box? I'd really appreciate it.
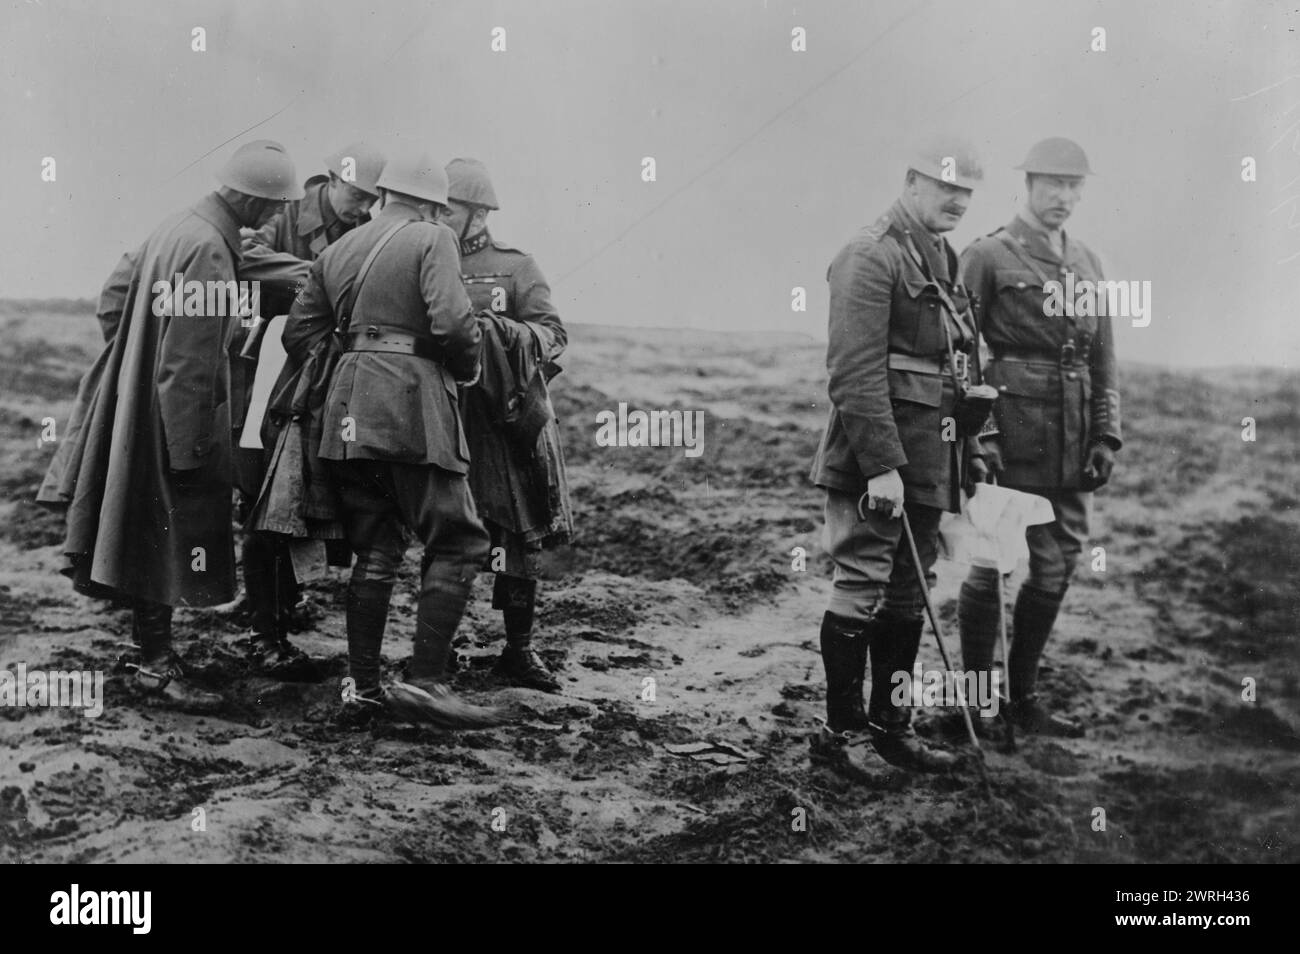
[3,0,1297,367]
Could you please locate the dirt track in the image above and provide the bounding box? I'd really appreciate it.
[2,306,1297,862]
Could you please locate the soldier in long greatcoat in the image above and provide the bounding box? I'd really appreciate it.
[38,141,303,711]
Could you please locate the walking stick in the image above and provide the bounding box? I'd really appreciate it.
[899,508,994,797]
[988,476,1016,751]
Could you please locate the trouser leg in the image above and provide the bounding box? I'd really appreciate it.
[332,461,408,693]
[390,464,489,683]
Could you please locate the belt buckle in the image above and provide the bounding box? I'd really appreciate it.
[366,325,380,339]
[950,351,969,379]
[1060,341,1076,366]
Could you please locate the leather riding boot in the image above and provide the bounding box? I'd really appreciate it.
[818,611,872,732]
[958,568,1002,676]
[1008,584,1083,737]
[243,535,318,681]
[345,579,393,694]
[407,560,476,692]
[131,599,222,713]
[131,598,173,659]
[242,533,279,639]
[867,614,957,772]
[493,576,560,692]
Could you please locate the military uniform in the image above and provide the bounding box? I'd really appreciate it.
[243,175,354,264]
[957,208,1122,732]
[443,158,574,691]
[231,174,359,665]
[459,235,573,590]
[810,197,978,767]
[39,139,304,711]
[282,200,489,694]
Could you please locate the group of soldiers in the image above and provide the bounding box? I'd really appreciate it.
[811,135,1121,773]
[38,140,574,725]
[35,130,1119,772]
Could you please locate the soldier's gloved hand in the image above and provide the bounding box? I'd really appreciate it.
[977,438,1004,477]
[1082,441,1116,489]
[862,469,905,520]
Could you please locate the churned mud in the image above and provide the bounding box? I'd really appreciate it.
[1,305,1296,862]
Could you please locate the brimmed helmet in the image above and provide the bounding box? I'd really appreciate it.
[216,140,303,201]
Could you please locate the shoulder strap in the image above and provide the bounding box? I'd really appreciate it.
[337,221,412,334]
[889,226,986,388]
[994,230,1053,287]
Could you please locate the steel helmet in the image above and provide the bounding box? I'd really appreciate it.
[1015,137,1093,176]
[375,152,449,205]
[216,140,304,201]
[445,158,500,210]
[907,135,983,191]
[324,140,387,196]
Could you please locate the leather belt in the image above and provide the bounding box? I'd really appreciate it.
[994,343,1089,368]
[888,351,968,379]
[343,325,441,362]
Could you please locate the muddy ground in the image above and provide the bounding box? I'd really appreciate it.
[1,303,1297,863]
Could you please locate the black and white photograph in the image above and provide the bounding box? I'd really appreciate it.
[0,0,1295,885]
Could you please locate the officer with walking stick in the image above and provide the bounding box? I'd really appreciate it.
[810,136,994,773]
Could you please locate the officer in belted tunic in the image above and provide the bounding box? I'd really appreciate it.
[439,158,575,693]
[957,138,1122,737]
[809,137,989,773]
[231,141,387,679]
[282,152,489,725]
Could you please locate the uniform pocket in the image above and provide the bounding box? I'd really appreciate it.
[888,367,943,408]
[463,275,511,315]
[994,268,1045,295]
[888,368,944,491]
[987,360,1052,463]
[899,277,946,355]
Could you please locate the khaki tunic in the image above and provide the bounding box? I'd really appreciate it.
[960,214,1122,490]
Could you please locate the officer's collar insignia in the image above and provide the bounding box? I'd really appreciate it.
[461,230,490,256]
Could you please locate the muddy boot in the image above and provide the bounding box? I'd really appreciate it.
[344,579,392,697]
[406,560,475,694]
[959,568,1002,677]
[818,611,872,732]
[953,569,1004,745]
[867,615,957,772]
[248,634,321,682]
[130,600,223,713]
[809,723,877,782]
[492,576,559,692]
[1006,693,1084,738]
[133,652,224,714]
[1007,584,1083,737]
[334,678,385,730]
[243,535,319,681]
